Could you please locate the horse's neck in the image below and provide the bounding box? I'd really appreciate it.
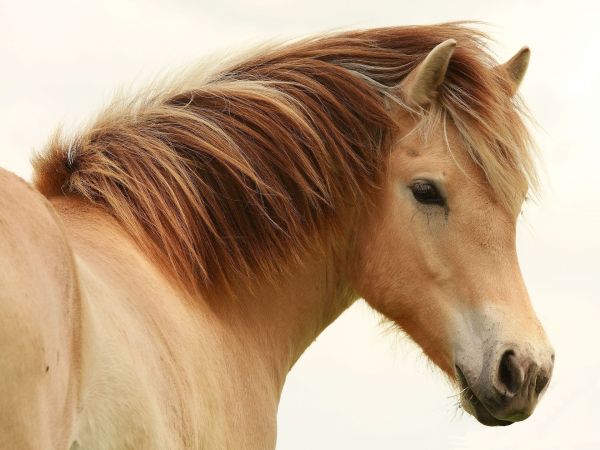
[215,247,357,391]
[52,196,355,447]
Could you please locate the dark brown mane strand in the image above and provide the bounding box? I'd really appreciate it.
[32,23,535,296]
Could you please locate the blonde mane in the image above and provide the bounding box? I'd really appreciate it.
[33,23,535,296]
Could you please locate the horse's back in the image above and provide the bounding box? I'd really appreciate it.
[51,197,230,449]
[0,170,79,449]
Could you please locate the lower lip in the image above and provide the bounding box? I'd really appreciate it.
[455,366,514,427]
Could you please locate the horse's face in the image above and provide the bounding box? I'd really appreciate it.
[350,41,553,426]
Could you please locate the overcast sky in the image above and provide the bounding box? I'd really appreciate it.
[1,1,598,449]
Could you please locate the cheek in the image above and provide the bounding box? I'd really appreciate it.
[353,232,406,311]
[350,190,458,374]
[352,195,431,312]
[353,215,457,374]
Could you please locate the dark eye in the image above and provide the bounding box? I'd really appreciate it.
[410,180,445,206]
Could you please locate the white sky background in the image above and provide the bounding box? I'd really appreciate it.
[1,1,599,449]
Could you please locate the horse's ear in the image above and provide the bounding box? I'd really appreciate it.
[398,39,456,107]
[497,47,530,95]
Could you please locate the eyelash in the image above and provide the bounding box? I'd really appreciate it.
[409,180,446,207]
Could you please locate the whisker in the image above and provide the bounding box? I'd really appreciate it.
[446,386,469,399]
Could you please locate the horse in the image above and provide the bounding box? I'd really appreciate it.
[0,23,553,449]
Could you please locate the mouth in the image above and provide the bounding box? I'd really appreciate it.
[455,366,513,427]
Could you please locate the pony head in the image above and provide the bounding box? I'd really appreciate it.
[351,39,553,426]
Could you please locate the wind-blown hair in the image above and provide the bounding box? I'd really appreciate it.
[33,23,535,296]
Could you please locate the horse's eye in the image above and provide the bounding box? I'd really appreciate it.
[410,181,445,206]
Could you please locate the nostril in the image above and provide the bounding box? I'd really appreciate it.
[535,373,549,395]
[498,350,525,396]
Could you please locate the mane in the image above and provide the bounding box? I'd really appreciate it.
[32,23,535,296]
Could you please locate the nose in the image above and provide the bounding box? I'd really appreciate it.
[492,349,554,420]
